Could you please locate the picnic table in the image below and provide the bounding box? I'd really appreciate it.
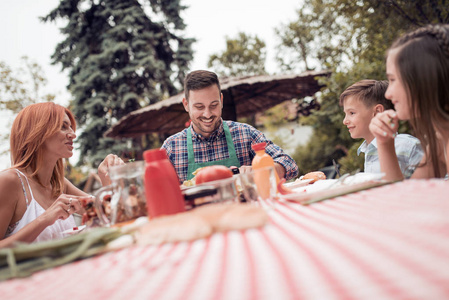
[1,179,449,300]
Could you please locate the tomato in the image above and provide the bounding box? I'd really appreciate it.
[195,165,233,184]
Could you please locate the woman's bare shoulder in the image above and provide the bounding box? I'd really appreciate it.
[0,169,21,182]
[0,169,22,190]
[0,169,21,202]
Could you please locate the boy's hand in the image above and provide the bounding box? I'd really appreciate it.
[369,110,399,145]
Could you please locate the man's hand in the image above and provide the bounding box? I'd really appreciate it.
[98,154,125,186]
[274,163,286,179]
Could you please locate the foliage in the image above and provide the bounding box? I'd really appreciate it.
[257,103,292,149]
[0,57,55,114]
[275,1,351,73]
[0,57,56,157]
[42,0,194,167]
[65,161,89,188]
[377,0,449,26]
[276,0,449,175]
[338,142,364,175]
[207,32,267,77]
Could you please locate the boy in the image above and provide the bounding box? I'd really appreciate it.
[339,79,423,178]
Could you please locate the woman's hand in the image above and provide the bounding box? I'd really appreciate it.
[98,154,125,186]
[369,110,399,145]
[41,194,93,225]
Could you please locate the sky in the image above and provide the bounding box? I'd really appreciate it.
[0,0,302,168]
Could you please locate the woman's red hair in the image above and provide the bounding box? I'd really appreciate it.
[10,102,76,197]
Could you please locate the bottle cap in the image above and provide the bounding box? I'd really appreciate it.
[251,142,267,151]
[143,149,168,162]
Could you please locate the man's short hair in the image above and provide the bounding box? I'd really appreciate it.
[184,70,221,100]
[339,79,393,110]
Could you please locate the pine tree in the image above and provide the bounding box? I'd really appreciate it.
[42,0,194,166]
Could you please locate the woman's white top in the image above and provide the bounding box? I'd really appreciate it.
[4,170,76,242]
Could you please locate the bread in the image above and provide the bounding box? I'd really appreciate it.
[192,203,268,232]
[136,203,268,245]
[136,213,213,245]
[302,171,326,183]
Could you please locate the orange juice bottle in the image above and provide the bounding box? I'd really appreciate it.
[251,142,280,199]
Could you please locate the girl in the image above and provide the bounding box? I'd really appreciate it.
[369,24,449,180]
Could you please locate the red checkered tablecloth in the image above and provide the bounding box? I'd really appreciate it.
[1,179,449,300]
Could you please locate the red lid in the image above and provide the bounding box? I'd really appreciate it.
[143,149,168,162]
[251,142,267,151]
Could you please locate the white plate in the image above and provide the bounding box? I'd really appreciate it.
[280,178,389,205]
[62,225,86,235]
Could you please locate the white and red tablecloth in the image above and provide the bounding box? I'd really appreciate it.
[1,179,449,300]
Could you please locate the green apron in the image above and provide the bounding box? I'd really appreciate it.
[186,122,241,180]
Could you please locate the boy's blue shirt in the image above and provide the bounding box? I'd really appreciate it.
[357,134,424,178]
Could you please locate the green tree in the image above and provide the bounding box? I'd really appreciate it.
[275,2,353,73]
[0,57,56,156]
[379,0,449,26]
[0,57,55,114]
[207,32,267,77]
[42,0,194,166]
[277,0,449,175]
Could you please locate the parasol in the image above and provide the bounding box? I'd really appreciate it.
[105,70,329,138]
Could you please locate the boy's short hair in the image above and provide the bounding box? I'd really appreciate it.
[339,79,393,110]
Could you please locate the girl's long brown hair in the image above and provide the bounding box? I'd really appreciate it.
[389,24,449,178]
[10,102,76,197]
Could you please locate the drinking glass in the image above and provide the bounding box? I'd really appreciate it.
[238,166,277,203]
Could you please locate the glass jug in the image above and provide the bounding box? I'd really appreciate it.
[93,161,147,226]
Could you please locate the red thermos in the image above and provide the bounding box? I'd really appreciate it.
[143,149,185,218]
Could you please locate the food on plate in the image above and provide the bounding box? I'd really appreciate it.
[182,166,234,187]
[302,171,326,183]
[277,178,294,195]
[181,167,205,187]
[195,165,233,184]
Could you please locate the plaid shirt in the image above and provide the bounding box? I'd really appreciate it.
[161,120,299,183]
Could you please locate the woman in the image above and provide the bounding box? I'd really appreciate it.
[0,102,124,247]
[369,24,449,180]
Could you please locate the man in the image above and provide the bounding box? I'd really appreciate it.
[161,70,299,183]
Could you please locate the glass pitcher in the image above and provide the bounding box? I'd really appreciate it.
[93,161,147,226]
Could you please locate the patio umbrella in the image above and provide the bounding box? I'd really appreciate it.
[104,70,329,138]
